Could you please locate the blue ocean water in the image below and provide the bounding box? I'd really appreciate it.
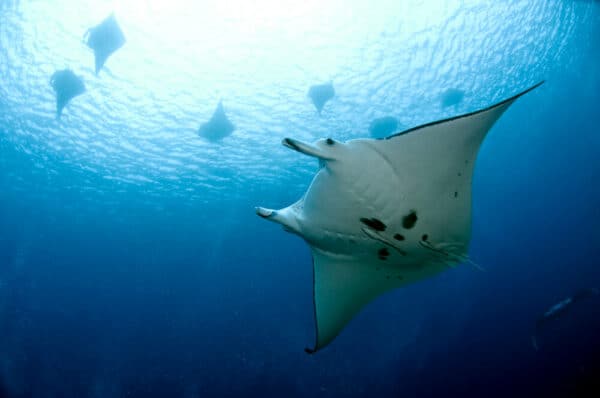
[1,1,599,397]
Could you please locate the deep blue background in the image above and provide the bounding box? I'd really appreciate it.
[1,1,600,397]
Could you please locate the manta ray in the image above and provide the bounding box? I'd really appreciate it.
[441,88,465,108]
[50,69,85,118]
[532,287,599,350]
[84,13,126,74]
[369,116,399,138]
[308,82,335,114]
[198,100,235,141]
[257,82,544,353]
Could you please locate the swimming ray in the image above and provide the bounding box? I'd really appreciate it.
[198,100,235,141]
[308,82,335,114]
[369,116,399,138]
[257,82,544,352]
[50,69,85,118]
[441,88,465,108]
[84,13,126,74]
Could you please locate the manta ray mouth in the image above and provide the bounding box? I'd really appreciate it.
[282,138,334,161]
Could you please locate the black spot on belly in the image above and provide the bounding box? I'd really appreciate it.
[394,233,405,241]
[402,211,417,229]
[454,191,458,198]
[360,217,386,231]
[458,172,462,177]
[378,247,390,260]
[422,234,428,241]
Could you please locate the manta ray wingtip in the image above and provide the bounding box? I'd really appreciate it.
[304,347,316,355]
[526,80,545,93]
[521,80,544,89]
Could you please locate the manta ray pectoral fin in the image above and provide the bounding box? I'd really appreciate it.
[307,249,405,353]
[282,138,334,161]
[381,82,545,164]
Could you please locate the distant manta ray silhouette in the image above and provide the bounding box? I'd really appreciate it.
[50,69,85,118]
[84,13,126,74]
[257,82,544,353]
[369,116,399,138]
[308,82,335,114]
[198,101,235,141]
[441,88,465,108]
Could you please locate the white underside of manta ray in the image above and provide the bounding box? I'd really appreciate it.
[256,82,544,353]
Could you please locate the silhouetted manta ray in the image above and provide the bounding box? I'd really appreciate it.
[198,101,235,141]
[50,69,85,118]
[308,82,335,114]
[532,287,599,350]
[257,82,544,353]
[441,88,465,108]
[84,13,126,74]
[369,116,399,138]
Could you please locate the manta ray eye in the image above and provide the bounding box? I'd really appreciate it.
[325,138,335,145]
